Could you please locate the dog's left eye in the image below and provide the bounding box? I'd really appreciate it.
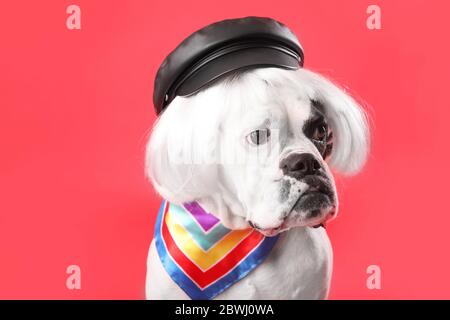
[312,124,327,142]
[246,129,271,146]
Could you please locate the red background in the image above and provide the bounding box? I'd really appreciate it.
[1,0,449,299]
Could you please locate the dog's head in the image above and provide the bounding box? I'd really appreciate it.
[146,68,369,236]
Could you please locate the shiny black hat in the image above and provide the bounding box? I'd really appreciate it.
[153,16,304,115]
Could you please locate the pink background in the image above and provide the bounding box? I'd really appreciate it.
[1,0,449,299]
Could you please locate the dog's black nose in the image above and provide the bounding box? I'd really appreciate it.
[280,153,322,178]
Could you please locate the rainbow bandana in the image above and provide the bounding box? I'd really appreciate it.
[154,200,279,300]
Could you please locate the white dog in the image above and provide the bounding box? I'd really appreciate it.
[145,67,369,299]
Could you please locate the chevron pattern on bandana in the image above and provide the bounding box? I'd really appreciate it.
[154,200,279,300]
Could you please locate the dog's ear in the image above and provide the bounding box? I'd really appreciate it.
[145,93,221,204]
[303,70,370,175]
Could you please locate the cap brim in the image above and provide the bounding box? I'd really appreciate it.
[176,46,301,97]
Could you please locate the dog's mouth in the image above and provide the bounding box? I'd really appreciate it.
[312,223,326,229]
[249,221,326,237]
[289,189,331,214]
[287,188,335,228]
[248,177,335,236]
[248,222,285,237]
[248,215,327,237]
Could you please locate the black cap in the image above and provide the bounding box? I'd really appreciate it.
[153,16,304,115]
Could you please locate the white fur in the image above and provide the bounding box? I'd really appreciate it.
[144,68,369,299]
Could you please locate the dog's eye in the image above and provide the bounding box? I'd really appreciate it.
[312,124,327,142]
[246,129,271,146]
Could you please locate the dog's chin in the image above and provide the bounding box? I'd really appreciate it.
[289,190,336,227]
[255,192,336,237]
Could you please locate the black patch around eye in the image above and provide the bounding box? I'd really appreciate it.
[303,100,332,159]
[311,99,326,114]
[322,130,333,159]
[323,142,333,159]
[303,100,326,135]
[303,117,325,138]
[311,140,327,156]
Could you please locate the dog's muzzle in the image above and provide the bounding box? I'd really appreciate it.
[280,153,336,228]
[248,153,336,236]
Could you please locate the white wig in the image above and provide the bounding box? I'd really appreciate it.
[145,68,370,204]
